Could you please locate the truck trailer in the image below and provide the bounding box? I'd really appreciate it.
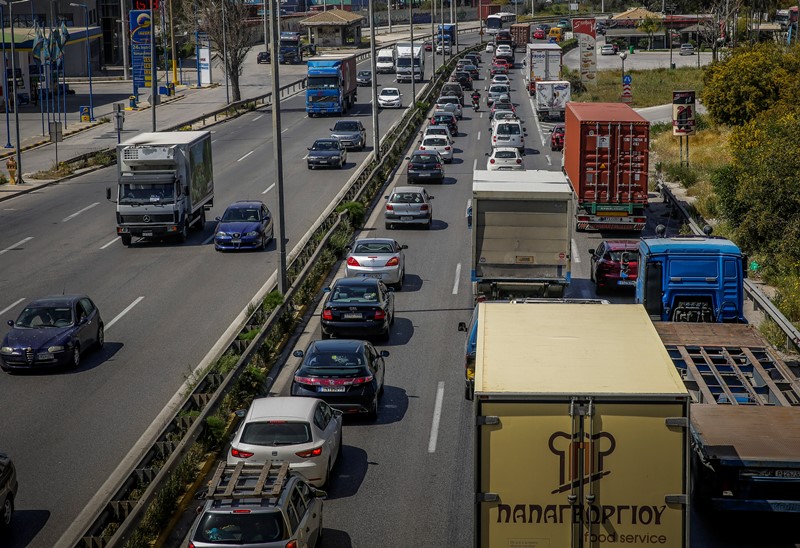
[306,53,358,116]
[525,42,563,94]
[474,303,690,548]
[469,172,573,301]
[108,131,214,247]
[563,102,649,232]
[510,22,531,50]
[535,80,570,121]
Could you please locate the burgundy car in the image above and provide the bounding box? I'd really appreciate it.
[550,124,565,151]
[589,240,640,292]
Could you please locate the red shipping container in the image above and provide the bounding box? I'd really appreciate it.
[479,4,501,21]
[563,103,649,230]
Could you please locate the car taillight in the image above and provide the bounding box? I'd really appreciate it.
[374,309,386,320]
[420,204,429,211]
[444,146,451,151]
[407,164,411,171]
[322,309,333,320]
[386,204,394,211]
[285,542,299,548]
[492,136,497,143]
[347,257,360,267]
[230,447,254,459]
[420,146,426,150]
[296,446,324,458]
[435,163,442,169]
[385,257,399,266]
[516,159,522,164]
[490,159,495,164]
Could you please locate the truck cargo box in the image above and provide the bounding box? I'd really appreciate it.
[525,43,562,93]
[510,23,531,49]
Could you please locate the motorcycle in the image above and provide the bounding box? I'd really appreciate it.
[471,96,480,111]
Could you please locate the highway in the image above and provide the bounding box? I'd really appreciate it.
[0,35,481,547]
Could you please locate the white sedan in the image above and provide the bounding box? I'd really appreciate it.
[485,43,495,53]
[491,74,511,86]
[378,87,403,108]
[419,135,454,163]
[486,147,524,171]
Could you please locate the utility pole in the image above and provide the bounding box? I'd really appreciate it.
[270,0,288,294]
[120,0,130,79]
[222,0,229,104]
[409,1,415,103]
[369,0,380,161]
[430,0,436,78]
[169,0,178,83]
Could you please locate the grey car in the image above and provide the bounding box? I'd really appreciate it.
[435,95,463,119]
[345,238,408,288]
[356,69,372,86]
[487,83,511,106]
[0,452,17,531]
[384,186,434,229]
[307,138,347,169]
[330,120,367,150]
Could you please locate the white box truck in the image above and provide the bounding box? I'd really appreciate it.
[395,42,424,82]
[535,80,571,121]
[525,42,563,95]
[474,302,690,548]
[469,172,573,300]
[376,47,396,73]
[107,131,214,246]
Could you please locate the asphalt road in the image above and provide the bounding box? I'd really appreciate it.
[0,36,481,548]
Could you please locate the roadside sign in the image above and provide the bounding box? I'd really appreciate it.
[622,74,632,85]
[79,106,90,122]
[49,121,63,143]
[672,90,696,136]
[621,83,632,103]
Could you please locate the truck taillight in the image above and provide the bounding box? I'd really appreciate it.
[322,309,333,320]
[347,257,360,267]
[385,257,399,266]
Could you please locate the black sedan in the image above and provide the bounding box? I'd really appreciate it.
[407,150,444,184]
[257,51,270,64]
[320,278,394,340]
[307,138,347,169]
[0,295,103,372]
[291,339,388,419]
[356,70,372,86]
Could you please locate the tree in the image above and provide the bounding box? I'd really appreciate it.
[180,0,256,102]
[637,15,662,50]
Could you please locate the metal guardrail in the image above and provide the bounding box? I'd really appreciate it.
[658,178,800,350]
[67,40,483,548]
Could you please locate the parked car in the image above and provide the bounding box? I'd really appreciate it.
[0,452,17,530]
[419,135,453,163]
[214,201,274,251]
[600,44,617,55]
[679,43,695,55]
[292,339,388,419]
[227,397,342,488]
[256,51,270,64]
[345,238,407,289]
[319,278,395,340]
[0,295,103,372]
[356,70,373,86]
[307,138,347,169]
[435,95,463,119]
[430,111,458,135]
[384,185,434,230]
[550,123,565,151]
[589,240,639,292]
[377,87,403,108]
[486,147,524,171]
[406,150,445,184]
[330,119,367,150]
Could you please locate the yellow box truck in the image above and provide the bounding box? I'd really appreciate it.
[474,303,690,547]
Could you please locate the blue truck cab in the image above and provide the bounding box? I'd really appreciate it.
[438,23,457,45]
[278,32,303,64]
[305,54,358,116]
[636,235,747,323]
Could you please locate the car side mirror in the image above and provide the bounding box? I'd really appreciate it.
[80,316,89,325]
[323,287,331,293]
[380,350,390,357]
[457,321,467,332]
[234,409,247,418]
[7,319,13,327]
[588,249,596,256]
[429,196,435,200]
[293,350,304,358]
[215,216,221,221]
[401,244,408,249]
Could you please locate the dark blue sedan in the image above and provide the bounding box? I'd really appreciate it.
[0,295,104,372]
[214,201,274,251]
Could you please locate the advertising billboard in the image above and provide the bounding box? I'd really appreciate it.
[672,90,696,136]
[572,18,597,85]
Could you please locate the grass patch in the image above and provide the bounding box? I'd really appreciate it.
[571,66,705,107]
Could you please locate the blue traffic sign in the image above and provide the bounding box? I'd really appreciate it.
[622,74,632,85]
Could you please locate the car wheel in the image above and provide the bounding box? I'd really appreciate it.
[96,323,105,349]
[425,219,432,230]
[70,344,81,369]
[321,330,331,340]
[120,234,132,247]
[394,271,404,291]
[1,494,13,530]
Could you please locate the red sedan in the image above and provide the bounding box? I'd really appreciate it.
[589,240,640,292]
[533,28,546,40]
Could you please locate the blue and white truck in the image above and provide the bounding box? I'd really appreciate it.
[278,31,303,64]
[305,53,358,117]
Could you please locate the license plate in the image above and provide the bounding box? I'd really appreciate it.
[318,386,346,393]
[618,280,635,286]
[231,239,241,244]
[142,231,153,237]
[549,110,559,116]
[401,216,414,221]
[319,160,328,164]
[37,352,53,360]
[418,172,430,176]
[775,469,800,478]
[362,273,383,279]
[343,312,362,319]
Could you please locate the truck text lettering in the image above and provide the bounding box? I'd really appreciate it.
[496,504,667,526]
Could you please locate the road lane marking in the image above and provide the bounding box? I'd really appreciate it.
[211,139,217,144]
[262,183,276,195]
[62,202,99,222]
[100,237,119,250]
[571,239,581,264]
[472,159,477,171]
[253,114,264,121]
[546,155,552,166]
[237,150,254,162]
[0,236,33,255]
[105,296,144,330]
[282,128,289,133]
[452,263,461,295]
[477,131,481,141]
[0,298,25,316]
[428,381,445,453]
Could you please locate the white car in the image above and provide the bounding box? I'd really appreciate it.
[436,43,452,54]
[227,396,343,488]
[495,45,513,55]
[487,147,524,171]
[485,43,495,53]
[419,135,454,163]
[378,87,403,108]
[423,125,455,144]
[679,43,695,55]
[600,44,616,55]
[491,74,510,86]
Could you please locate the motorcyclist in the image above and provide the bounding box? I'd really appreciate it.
[471,90,481,109]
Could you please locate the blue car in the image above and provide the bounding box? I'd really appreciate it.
[214,201,274,251]
[0,295,104,372]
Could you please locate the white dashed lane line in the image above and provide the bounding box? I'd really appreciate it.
[0,236,33,255]
[0,298,26,316]
[105,296,145,330]
[237,151,254,162]
[428,381,446,453]
[100,237,119,250]
[63,202,99,222]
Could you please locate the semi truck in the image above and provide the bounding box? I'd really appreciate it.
[655,322,800,513]
[438,23,457,46]
[534,80,570,121]
[510,22,530,50]
[469,172,573,301]
[395,43,424,82]
[107,131,214,247]
[278,31,303,64]
[524,42,562,94]
[305,53,358,116]
[473,302,690,547]
[563,102,649,232]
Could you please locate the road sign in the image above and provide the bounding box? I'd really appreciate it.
[49,121,62,143]
[622,74,632,85]
[79,106,90,122]
[621,83,633,103]
[672,90,696,136]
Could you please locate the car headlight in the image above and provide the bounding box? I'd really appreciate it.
[216,231,228,237]
[48,345,66,353]
[1,346,14,354]
[245,231,259,237]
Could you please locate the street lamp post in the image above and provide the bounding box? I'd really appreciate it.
[0,4,12,148]
[619,50,627,95]
[269,0,287,294]
[1,0,25,184]
[368,0,380,161]
[409,1,415,102]
[222,0,230,104]
[70,3,93,120]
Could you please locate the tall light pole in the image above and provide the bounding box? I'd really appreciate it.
[222,0,229,104]
[387,1,391,33]
[1,0,24,183]
[430,0,436,78]
[619,50,627,96]
[0,4,12,148]
[169,0,178,83]
[195,0,201,87]
[269,0,287,294]
[409,1,415,102]
[70,3,94,120]
[262,0,268,57]
[150,0,157,131]
[368,0,380,161]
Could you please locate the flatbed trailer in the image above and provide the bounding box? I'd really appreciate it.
[656,323,800,512]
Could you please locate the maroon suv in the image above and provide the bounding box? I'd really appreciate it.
[589,240,640,292]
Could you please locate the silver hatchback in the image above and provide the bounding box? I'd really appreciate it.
[384,186,434,230]
[345,238,408,288]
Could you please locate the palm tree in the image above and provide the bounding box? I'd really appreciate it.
[638,15,662,50]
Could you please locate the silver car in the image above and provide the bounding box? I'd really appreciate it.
[384,186,434,230]
[435,95,463,119]
[227,396,342,488]
[345,238,408,289]
[487,83,510,106]
[422,125,454,144]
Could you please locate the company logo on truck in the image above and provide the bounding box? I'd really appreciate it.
[549,430,615,494]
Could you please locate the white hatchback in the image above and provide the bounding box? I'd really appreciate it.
[420,135,454,162]
[491,74,511,86]
[378,87,403,108]
[487,147,524,171]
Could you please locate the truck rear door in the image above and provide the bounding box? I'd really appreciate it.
[476,400,688,547]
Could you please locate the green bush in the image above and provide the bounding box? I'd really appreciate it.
[560,38,578,53]
[336,201,366,228]
[664,162,698,187]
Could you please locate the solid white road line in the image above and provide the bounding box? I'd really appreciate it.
[0,236,33,255]
[262,183,276,195]
[571,239,582,264]
[237,150,254,162]
[472,158,477,171]
[105,296,144,330]
[428,381,445,453]
[253,114,264,121]
[100,237,119,250]
[0,298,25,316]
[452,263,461,295]
[62,202,99,222]
[546,155,552,166]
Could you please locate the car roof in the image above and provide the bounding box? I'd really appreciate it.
[228,200,265,209]
[334,119,361,125]
[27,295,87,307]
[247,396,320,421]
[308,339,366,354]
[393,185,426,193]
[381,87,400,92]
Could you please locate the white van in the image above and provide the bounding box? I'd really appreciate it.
[377,47,396,73]
[395,43,424,83]
[491,119,526,152]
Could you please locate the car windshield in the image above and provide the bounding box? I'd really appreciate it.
[424,138,447,147]
[490,86,508,94]
[303,351,365,369]
[221,207,261,222]
[195,511,285,544]
[358,71,371,77]
[313,141,338,151]
[413,154,438,163]
[495,150,518,159]
[353,241,394,253]
[16,305,73,328]
[307,76,338,90]
[334,121,360,131]
[426,128,447,136]
[120,182,175,205]
[240,421,312,446]
[434,115,453,122]
[438,97,457,104]
[330,283,380,303]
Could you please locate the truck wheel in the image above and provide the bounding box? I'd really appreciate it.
[195,210,206,231]
[120,234,132,247]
